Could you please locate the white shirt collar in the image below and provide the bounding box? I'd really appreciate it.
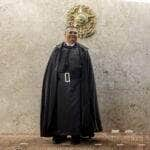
[65,42,75,47]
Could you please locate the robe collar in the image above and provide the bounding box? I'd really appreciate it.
[63,42,77,48]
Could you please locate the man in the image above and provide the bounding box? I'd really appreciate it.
[40,26,103,144]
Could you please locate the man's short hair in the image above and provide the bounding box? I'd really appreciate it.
[65,25,78,32]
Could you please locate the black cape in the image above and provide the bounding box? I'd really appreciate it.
[40,42,103,137]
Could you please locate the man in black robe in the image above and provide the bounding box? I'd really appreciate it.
[40,26,103,144]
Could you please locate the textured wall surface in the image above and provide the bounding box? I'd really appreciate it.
[0,0,150,134]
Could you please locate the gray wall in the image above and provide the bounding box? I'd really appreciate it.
[0,0,150,134]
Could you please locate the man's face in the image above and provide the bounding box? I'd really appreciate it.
[65,27,78,44]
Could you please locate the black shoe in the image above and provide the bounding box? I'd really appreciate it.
[71,135,80,144]
[52,135,67,144]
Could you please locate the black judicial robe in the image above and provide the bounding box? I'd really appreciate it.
[56,43,81,136]
[40,42,103,137]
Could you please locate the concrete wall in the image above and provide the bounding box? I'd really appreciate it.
[0,0,150,134]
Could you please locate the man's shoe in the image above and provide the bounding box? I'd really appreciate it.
[71,135,80,144]
[52,135,67,144]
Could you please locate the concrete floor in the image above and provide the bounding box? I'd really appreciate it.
[0,132,150,150]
